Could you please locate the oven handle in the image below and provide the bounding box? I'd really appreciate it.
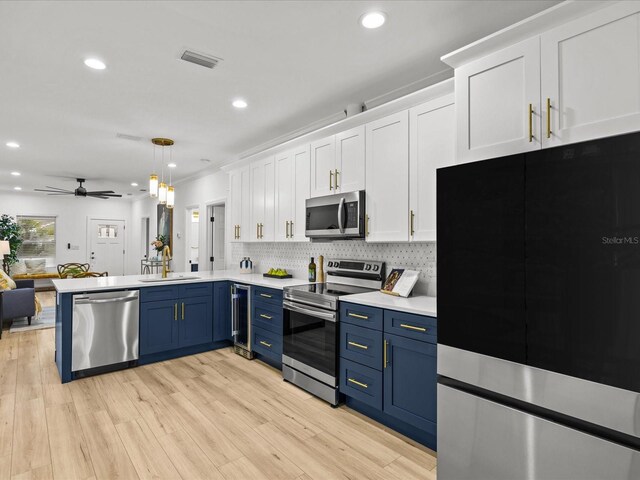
[283,300,337,323]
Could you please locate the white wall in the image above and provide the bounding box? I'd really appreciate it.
[130,169,229,274]
[0,191,135,273]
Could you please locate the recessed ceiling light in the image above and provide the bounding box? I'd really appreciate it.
[6,142,20,148]
[14,186,22,191]
[131,182,138,187]
[360,11,386,29]
[84,58,106,70]
[167,163,177,168]
[232,99,248,109]
[10,171,21,176]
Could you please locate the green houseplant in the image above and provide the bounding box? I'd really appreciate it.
[0,214,22,271]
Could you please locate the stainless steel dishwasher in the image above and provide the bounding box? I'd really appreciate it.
[72,290,139,373]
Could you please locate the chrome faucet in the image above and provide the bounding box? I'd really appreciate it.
[162,245,172,278]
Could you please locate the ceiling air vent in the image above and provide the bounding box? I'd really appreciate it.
[116,133,142,142]
[180,50,222,69]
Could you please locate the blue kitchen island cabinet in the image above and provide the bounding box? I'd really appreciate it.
[139,299,179,354]
[213,281,232,342]
[251,286,283,368]
[339,302,437,450]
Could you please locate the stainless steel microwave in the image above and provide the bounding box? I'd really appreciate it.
[305,190,365,239]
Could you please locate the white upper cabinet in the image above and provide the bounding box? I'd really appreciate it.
[310,136,335,198]
[274,145,310,242]
[541,2,640,147]
[274,150,293,242]
[365,111,410,242]
[250,156,275,242]
[229,166,250,242]
[292,144,310,242]
[455,37,541,163]
[409,95,456,242]
[335,125,365,193]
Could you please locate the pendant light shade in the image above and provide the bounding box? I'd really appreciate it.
[167,186,175,209]
[158,182,167,204]
[149,174,158,198]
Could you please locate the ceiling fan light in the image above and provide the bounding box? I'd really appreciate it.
[149,174,158,198]
[167,186,175,209]
[158,182,167,204]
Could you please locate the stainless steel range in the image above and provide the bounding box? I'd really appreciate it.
[282,259,385,406]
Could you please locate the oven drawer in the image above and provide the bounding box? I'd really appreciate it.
[339,358,383,410]
[252,326,282,363]
[252,302,283,334]
[340,322,383,371]
[340,303,383,330]
[253,286,283,308]
[384,310,437,344]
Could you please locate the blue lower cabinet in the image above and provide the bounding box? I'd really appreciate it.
[341,302,383,330]
[339,358,383,410]
[252,302,282,334]
[384,310,437,344]
[213,281,232,342]
[252,286,283,308]
[340,322,383,370]
[178,296,213,348]
[252,326,282,363]
[383,332,437,433]
[140,299,179,355]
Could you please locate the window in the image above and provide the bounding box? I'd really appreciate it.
[17,215,56,263]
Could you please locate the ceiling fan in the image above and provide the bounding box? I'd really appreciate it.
[35,178,123,199]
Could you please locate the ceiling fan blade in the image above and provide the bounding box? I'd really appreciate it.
[34,188,73,193]
[44,185,73,192]
[88,192,122,197]
[85,190,115,194]
[91,195,110,199]
[46,193,73,196]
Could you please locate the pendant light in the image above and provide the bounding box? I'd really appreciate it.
[167,146,175,209]
[151,138,173,204]
[149,144,158,198]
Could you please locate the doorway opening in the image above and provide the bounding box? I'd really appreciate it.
[141,217,150,261]
[207,203,225,271]
[185,207,200,272]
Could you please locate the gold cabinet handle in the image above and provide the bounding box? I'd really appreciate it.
[237,225,240,239]
[181,302,185,320]
[348,312,369,320]
[259,340,272,348]
[365,214,370,237]
[384,339,388,368]
[329,170,334,190]
[400,323,426,332]
[348,378,368,389]
[290,221,293,238]
[174,303,178,321]
[260,314,272,320]
[257,223,260,239]
[410,210,415,237]
[546,97,552,139]
[348,341,368,350]
[260,223,264,239]
[528,103,534,142]
[285,221,290,239]
[260,293,272,299]
[334,169,339,189]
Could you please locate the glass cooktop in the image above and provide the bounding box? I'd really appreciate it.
[285,282,375,298]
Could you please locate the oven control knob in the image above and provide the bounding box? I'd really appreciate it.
[327,261,332,268]
[334,262,340,268]
[373,265,379,271]
[365,264,372,271]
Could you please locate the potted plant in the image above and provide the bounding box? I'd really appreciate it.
[0,214,23,274]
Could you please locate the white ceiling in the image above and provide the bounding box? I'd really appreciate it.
[0,0,559,197]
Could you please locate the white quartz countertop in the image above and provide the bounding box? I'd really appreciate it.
[339,291,437,317]
[52,270,311,293]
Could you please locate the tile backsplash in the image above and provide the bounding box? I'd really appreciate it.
[230,241,437,296]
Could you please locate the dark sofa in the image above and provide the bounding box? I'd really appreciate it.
[0,279,36,339]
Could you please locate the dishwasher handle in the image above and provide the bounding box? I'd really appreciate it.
[75,296,138,305]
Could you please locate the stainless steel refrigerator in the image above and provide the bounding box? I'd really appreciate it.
[437,132,640,479]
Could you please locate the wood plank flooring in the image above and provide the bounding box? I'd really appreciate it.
[0,297,437,480]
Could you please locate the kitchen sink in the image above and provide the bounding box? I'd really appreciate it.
[138,275,201,283]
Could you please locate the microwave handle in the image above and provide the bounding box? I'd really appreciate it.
[338,197,345,234]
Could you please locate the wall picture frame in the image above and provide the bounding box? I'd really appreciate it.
[157,204,173,250]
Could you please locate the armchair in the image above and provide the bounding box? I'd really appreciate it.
[0,279,36,339]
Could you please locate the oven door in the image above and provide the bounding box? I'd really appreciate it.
[283,300,338,385]
[305,191,364,239]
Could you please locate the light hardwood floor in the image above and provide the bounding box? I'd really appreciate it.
[0,295,437,480]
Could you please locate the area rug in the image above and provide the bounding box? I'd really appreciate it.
[10,306,55,333]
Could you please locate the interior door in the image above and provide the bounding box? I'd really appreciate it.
[409,95,455,242]
[541,3,640,148]
[456,36,541,163]
[88,219,125,275]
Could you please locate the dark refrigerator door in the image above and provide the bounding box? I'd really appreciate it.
[437,155,526,363]
[526,132,640,393]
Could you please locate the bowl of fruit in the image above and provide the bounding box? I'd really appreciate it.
[263,268,292,279]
